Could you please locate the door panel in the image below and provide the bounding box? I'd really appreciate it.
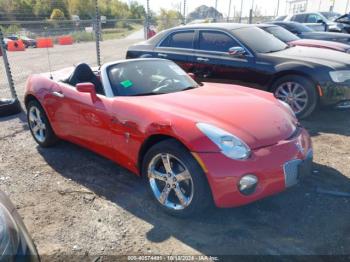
[305,14,326,31]
[44,83,80,138]
[192,30,256,87]
[76,94,114,158]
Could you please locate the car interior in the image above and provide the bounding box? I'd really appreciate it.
[65,63,104,95]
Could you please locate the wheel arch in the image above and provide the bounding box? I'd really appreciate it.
[137,134,188,175]
[24,94,40,108]
[268,70,319,92]
[24,93,58,134]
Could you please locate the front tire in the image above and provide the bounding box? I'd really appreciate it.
[27,100,58,147]
[142,139,212,217]
[272,75,319,119]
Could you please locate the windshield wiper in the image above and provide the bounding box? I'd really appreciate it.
[265,46,290,53]
[182,86,198,91]
[133,92,165,96]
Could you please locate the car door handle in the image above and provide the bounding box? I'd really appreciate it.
[197,57,209,62]
[52,91,64,98]
[158,53,168,58]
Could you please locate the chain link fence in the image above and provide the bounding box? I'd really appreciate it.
[0,0,274,114]
[0,50,11,100]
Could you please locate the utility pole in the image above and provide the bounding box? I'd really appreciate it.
[146,0,150,39]
[329,0,335,11]
[233,5,236,22]
[276,0,280,16]
[249,0,254,24]
[94,0,101,67]
[227,0,232,21]
[183,0,187,24]
[239,0,243,23]
[215,0,218,21]
[347,0,350,13]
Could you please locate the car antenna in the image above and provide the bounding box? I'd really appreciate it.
[43,28,53,80]
[46,46,53,80]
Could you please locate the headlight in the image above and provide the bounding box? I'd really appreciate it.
[196,123,251,160]
[0,203,19,256]
[329,70,350,83]
[278,100,296,118]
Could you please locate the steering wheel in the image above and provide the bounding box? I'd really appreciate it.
[153,78,175,93]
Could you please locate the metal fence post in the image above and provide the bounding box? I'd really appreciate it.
[0,28,18,100]
[94,0,101,67]
[146,0,150,39]
[183,0,187,24]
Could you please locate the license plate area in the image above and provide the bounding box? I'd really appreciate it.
[283,159,302,188]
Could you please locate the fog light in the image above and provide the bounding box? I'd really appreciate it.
[238,174,258,195]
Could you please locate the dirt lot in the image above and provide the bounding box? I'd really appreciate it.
[0,33,350,261]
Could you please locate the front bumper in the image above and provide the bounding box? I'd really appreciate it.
[196,128,312,208]
[319,81,350,107]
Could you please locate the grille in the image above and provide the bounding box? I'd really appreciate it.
[283,159,302,188]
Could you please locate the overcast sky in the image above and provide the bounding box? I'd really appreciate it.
[126,0,287,17]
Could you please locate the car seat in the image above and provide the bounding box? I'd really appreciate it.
[67,63,104,95]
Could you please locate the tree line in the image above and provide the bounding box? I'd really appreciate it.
[0,0,146,21]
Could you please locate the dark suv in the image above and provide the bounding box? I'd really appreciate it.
[126,23,350,118]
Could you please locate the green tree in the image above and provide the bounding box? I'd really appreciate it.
[129,1,145,19]
[50,8,65,20]
[0,0,36,21]
[66,0,94,19]
[158,8,183,30]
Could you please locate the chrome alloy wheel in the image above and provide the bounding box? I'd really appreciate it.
[148,153,194,210]
[28,106,46,143]
[275,81,309,114]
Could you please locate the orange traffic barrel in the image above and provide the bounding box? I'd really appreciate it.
[36,37,54,48]
[58,35,73,45]
[7,40,25,51]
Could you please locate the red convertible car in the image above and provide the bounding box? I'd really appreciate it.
[24,59,313,216]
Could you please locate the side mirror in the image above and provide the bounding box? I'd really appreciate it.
[317,19,325,24]
[76,82,97,102]
[228,46,246,57]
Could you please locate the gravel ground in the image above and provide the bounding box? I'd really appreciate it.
[0,33,350,261]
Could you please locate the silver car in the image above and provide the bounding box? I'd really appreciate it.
[0,189,40,261]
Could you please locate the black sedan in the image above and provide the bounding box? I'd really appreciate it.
[0,189,40,261]
[269,21,350,44]
[127,23,350,118]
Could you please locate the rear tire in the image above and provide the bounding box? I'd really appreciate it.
[272,75,318,119]
[142,139,212,217]
[27,100,58,147]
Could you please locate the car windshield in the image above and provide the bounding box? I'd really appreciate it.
[107,60,199,96]
[335,14,350,23]
[321,12,341,21]
[233,26,288,53]
[263,26,299,42]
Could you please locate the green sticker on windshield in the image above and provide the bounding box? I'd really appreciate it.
[120,80,133,88]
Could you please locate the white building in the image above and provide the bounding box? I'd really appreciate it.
[285,0,350,15]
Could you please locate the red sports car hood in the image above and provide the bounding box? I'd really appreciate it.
[289,39,350,52]
[130,83,297,150]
